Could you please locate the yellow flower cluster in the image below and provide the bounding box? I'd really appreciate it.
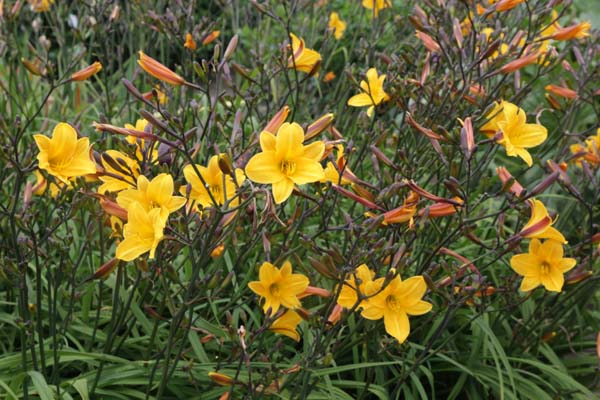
[511,199,576,292]
[337,265,432,343]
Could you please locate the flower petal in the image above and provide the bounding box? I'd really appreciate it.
[510,254,538,277]
[272,178,295,204]
[347,93,374,107]
[303,141,325,161]
[289,158,325,184]
[384,310,410,343]
[520,276,540,292]
[245,152,283,184]
[276,123,305,160]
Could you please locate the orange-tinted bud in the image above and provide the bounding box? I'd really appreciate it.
[137,51,184,86]
[305,113,334,141]
[496,166,524,197]
[415,31,441,53]
[499,52,539,73]
[323,71,336,82]
[494,0,525,12]
[210,243,225,259]
[208,372,234,386]
[551,22,591,41]
[71,61,102,81]
[545,84,577,99]
[264,106,290,134]
[202,30,220,45]
[21,58,43,76]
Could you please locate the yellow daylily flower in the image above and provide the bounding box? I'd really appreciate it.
[347,68,390,117]
[248,261,309,315]
[480,101,547,167]
[510,239,576,292]
[360,275,432,343]
[181,155,245,210]
[27,0,54,12]
[184,33,197,50]
[269,310,303,341]
[519,199,566,243]
[245,122,325,204]
[321,145,355,185]
[569,128,600,168]
[362,0,391,17]
[97,150,140,194]
[117,173,186,213]
[287,33,322,75]
[115,202,169,261]
[336,264,381,309]
[328,12,347,40]
[34,122,97,183]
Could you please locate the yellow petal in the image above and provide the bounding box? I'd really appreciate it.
[245,152,283,184]
[289,158,325,184]
[510,254,538,277]
[347,93,374,107]
[406,300,432,316]
[558,258,576,273]
[116,235,151,261]
[303,141,325,161]
[384,310,410,343]
[258,262,279,284]
[276,123,305,160]
[272,178,295,204]
[520,276,540,292]
[510,123,548,148]
[360,303,384,320]
[541,270,564,292]
[260,131,277,152]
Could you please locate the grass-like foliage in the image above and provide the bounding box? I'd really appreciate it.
[1,0,599,399]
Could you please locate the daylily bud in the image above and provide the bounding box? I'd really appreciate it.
[217,153,234,175]
[298,286,331,299]
[71,61,102,81]
[327,304,343,325]
[545,84,577,99]
[460,117,475,160]
[138,51,184,86]
[21,58,43,76]
[88,258,119,281]
[223,34,238,61]
[99,197,128,221]
[499,52,539,74]
[202,30,221,46]
[305,113,334,140]
[524,172,559,199]
[551,22,591,41]
[496,166,524,197]
[415,31,441,53]
[210,243,225,258]
[494,0,525,12]
[208,372,234,386]
[264,106,290,134]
